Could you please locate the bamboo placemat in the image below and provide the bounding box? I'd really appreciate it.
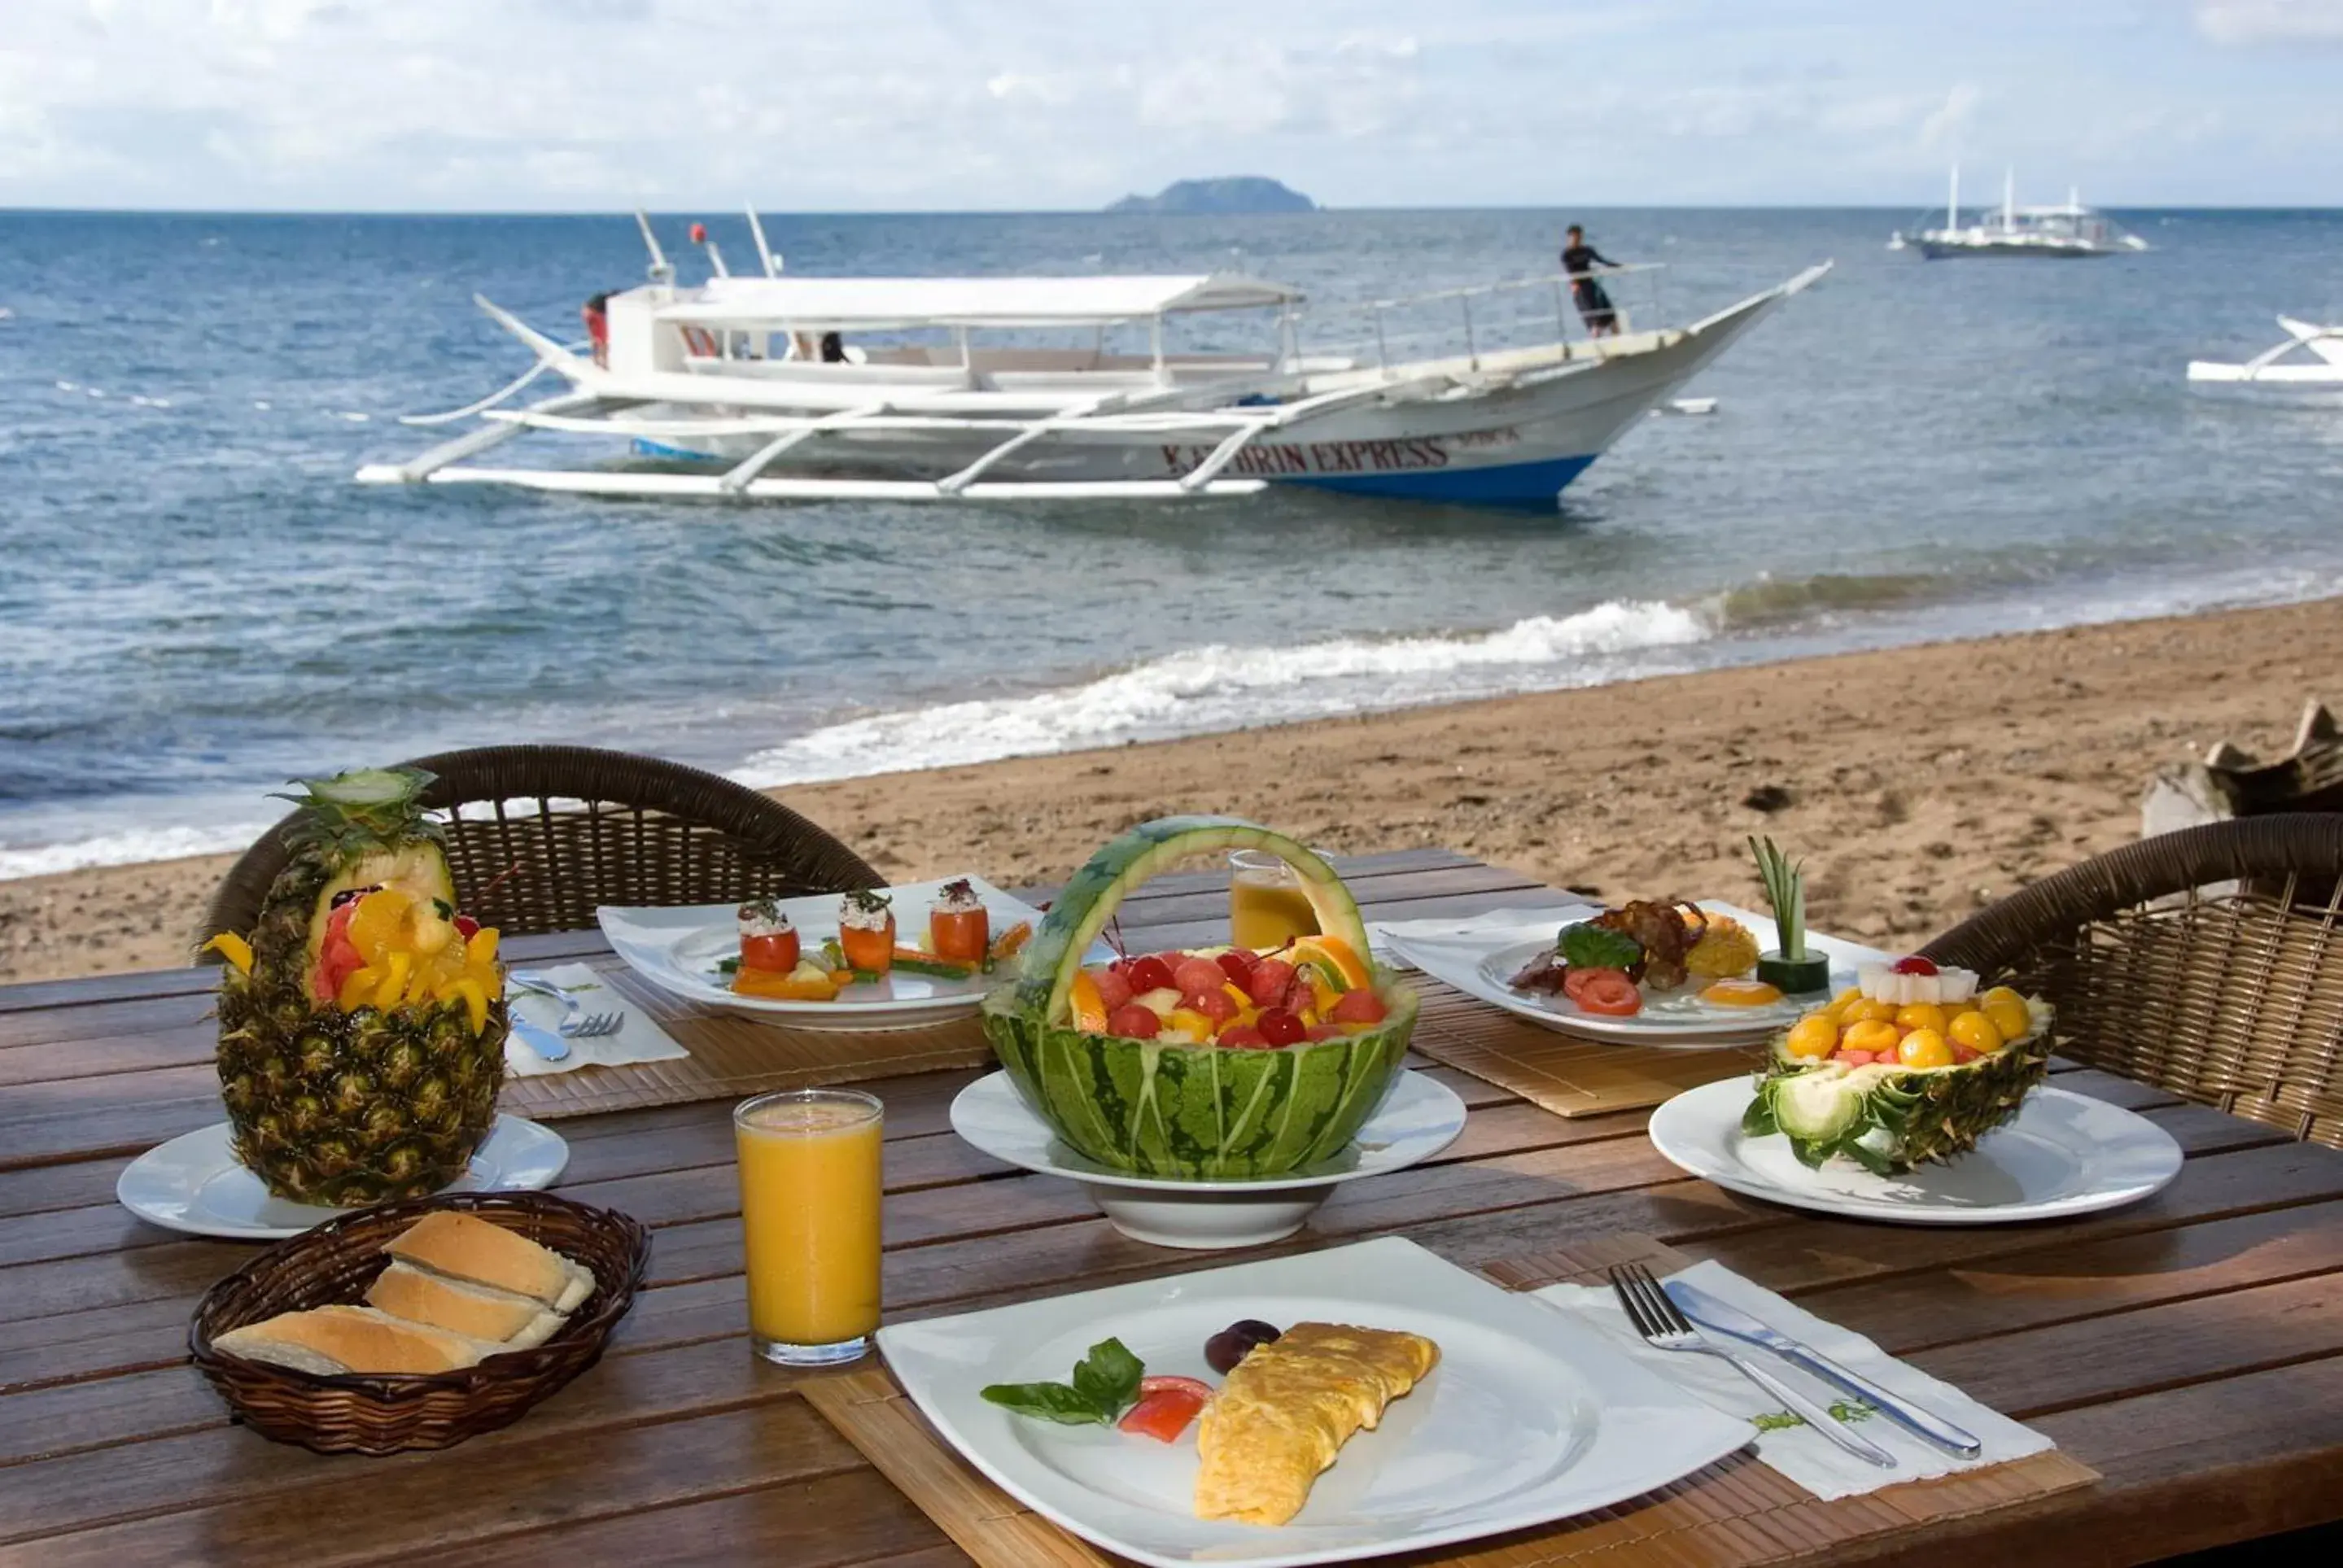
[497,963,995,1120]
[802,1233,2098,1568]
[1407,981,1760,1117]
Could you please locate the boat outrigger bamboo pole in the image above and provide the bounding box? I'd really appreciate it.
[745,208,780,277]
[634,211,674,285]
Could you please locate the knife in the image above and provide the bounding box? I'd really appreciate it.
[1665,1280,1982,1457]
[507,1013,572,1064]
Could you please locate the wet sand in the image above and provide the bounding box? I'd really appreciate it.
[4,596,2333,985]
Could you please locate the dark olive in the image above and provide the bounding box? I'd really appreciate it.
[1204,1319,1283,1374]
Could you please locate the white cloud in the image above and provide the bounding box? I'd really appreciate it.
[2194,0,2343,43]
[0,2,2332,208]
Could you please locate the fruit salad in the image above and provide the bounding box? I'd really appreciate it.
[1779,956,2034,1069]
[1746,954,2053,1173]
[1065,935,1391,1048]
[208,883,504,1036]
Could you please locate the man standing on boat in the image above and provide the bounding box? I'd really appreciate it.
[1561,225,1622,338]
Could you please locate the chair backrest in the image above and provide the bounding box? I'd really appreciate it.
[1920,815,2343,1149]
[200,745,879,951]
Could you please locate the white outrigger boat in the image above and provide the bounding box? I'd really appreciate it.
[357,214,1828,509]
[2188,317,2343,387]
[1891,168,2148,260]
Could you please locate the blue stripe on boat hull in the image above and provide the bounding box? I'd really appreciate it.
[1280,454,1595,509]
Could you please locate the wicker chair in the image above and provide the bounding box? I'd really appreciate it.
[1918,815,2343,1150]
[199,745,879,953]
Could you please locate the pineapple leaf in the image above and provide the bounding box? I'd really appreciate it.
[273,767,442,853]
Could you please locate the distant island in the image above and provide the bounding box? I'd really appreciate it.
[1108,177,1316,215]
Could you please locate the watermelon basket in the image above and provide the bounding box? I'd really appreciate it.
[980,817,1417,1180]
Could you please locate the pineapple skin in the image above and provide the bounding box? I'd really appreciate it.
[216,799,508,1207]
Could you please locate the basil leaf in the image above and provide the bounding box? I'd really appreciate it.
[1559,922,1642,972]
[1069,1336,1144,1417]
[715,956,741,975]
[979,1382,1112,1425]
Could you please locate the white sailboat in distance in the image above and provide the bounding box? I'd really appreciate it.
[1891,168,2148,259]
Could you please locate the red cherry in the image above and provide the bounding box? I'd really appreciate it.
[1217,1025,1270,1048]
[1243,958,1298,1008]
[1106,1003,1161,1039]
[1123,955,1175,994]
[1891,956,1939,976]
[1214,950,1257,988]
[454,914,481,940]
[1173,957,1228,996]
[1092,966,1135,1011]
[1256,1007,1305,1046]
[1184,986,1239,1024]
[1328,988,1388,1025]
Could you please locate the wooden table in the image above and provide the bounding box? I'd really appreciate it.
[3,848,2340,1566]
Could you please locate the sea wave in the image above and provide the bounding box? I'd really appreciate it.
[1706,570,1947,627]
[0,819,276,880]
[729,598,1714,787]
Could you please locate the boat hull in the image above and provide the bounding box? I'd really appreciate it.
[630,288,1786,509]
[1913,239,2114,259]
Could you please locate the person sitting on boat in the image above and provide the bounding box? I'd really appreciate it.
[820,331,847,363]
[580,291,612,367]
[1561,226,1622,338]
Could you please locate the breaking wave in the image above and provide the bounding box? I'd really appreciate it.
[729,598,1715,787]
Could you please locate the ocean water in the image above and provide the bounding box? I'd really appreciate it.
[2,206,2341,877]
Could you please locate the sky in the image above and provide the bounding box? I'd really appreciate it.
[2,0,2340,212]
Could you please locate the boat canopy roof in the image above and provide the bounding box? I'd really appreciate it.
[656,273,1305,330]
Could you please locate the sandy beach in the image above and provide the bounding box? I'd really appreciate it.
[4,596,2334,987]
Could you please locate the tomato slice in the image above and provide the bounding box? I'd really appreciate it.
[1118,1383,1209,1443]
[1562,965,1623,1004]
[1576,971,1643,1016]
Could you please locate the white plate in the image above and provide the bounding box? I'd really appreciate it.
[115,1114,570,1240]
[598,876,1064,1031]
[949,1070,1468,1248]
[876,1236,1751,1568]
[1646,1077,2185,1225]
[1382,902,1886,1048]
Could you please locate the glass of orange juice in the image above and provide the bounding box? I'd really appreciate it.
[1228,849,1321,950]
[733,1088,883,1366]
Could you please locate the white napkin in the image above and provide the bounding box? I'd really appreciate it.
[503,963,690,1078]
[1369,904,1597,967]
[1534,1260,2053,1500]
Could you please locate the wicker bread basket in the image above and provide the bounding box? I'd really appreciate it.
[190,1190,650,1455]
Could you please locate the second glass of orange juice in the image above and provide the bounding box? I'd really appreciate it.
[1228,849,1321,950]
[734,1088,883,1365]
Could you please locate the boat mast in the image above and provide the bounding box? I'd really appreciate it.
[1947,164,1959,231]
[2002,168,2014,230]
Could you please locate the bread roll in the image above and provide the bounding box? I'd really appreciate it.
[382,1212,596,1312]
[365,1261,570,1349]
[212,1304,495,1377]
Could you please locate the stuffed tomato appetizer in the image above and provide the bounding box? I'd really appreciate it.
[981,816,1416,1180]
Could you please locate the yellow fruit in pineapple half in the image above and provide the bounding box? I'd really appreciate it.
[211,767,509,1205]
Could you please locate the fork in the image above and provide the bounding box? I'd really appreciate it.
[1609,1263,1897,1470]
[509,971,626,1039]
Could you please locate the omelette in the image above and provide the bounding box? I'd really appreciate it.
[1193,1321,1440,1526]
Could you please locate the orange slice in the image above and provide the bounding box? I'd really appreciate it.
[1285,934,1371,992]
[1069,970,1108,1033]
